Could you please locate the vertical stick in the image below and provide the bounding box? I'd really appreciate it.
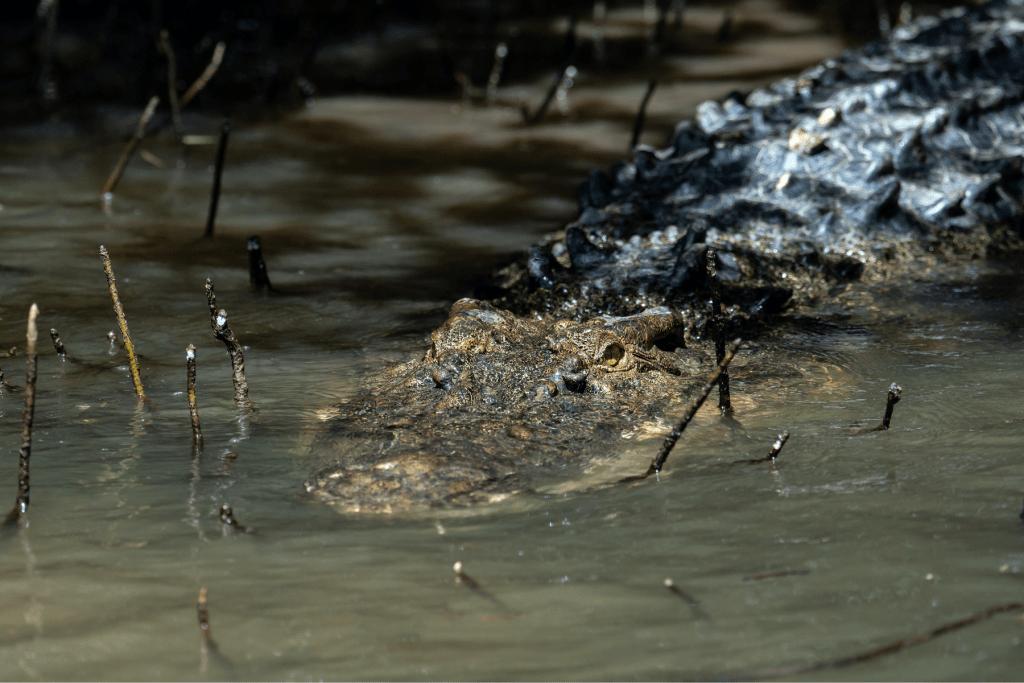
[100,246,146,400]
[4,304,39,526]
[186,345,203,450]
[49,328,66,357]
[204,117,230,238]
[247,236,272,291]
[879,382,902,430]
[630,79,658,150]
[205,279,255,410]
[102,95,160,196]
[706,251,732,414]
[159,30,183,142]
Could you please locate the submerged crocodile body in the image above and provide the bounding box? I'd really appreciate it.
[308,0,1024,511]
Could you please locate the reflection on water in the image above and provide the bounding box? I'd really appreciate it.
[1,2,1024,679]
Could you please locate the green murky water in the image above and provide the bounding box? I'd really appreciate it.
[1,8,1023,679]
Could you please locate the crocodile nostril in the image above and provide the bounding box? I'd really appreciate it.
[431,368,451,390]
[598,341,625,367]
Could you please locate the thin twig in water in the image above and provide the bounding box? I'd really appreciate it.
[748,431,790,464]
[664,578,710,619]
[158,30,184,142]
[186,345,203,452]
[204,117,230,238]
[521,17,577,125]
[454,561,507,611]
[102,95,160,196]
[875,382,901,431]
[180,42,226,107]
[743,569,810,581]
[623,339,741,482]
[196,587,235,675]
[205,279,255,411]
[4,304,39,527]
[100,246,146,400]
[707,250,732,414]
[49,328,65,357]
[630,79,658,150]
[247,236,272,292]
[219,504,256,534]
[0,362,20,393]
[722,602,1023,681]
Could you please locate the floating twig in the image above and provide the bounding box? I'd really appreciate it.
[204,117,230,239]
[205,279,255,410]
[486,43,508,104]
[4,304,39,527]
[454,561,507,610]
[630,79,658,151]
[100,246,146,400]
[707,251,732,415]
[219,504,255,534]
[664,578,710,619]
[522,16,577,125]
[743,569,810,581]
[0,362,21,393]
[247,236,272,292]
[49,328,66,357]
[624,339,741,482]
[102,95,160,196]
[158,30,184,142]
[748,431,790,464]
[180,42,226,108]
[727,602,1023,680]
[875,382,901,431]
[186,345,203,451]
[196,587,235,675]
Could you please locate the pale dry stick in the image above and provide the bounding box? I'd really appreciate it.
[4,304,40,527]
[102,96,160,196]
[99,246,146,400]
[205,279,255,411]
[180,42,226,107]
[623,339,741,482]
[158,30,184,142]
[186,345,203,451]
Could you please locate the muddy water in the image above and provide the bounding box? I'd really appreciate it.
[1,4,1023,681]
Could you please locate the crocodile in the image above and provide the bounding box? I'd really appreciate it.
[307,0,1024,511]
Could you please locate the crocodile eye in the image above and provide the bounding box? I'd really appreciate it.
[599,341,625,367]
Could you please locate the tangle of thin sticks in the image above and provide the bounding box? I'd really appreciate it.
[158,30,183,142]
[186,344,203,451]
[205,279,255,410]
[623,339,741,482]
[4,304,39,526]
[100,247,146,399]
[180,42,226,108]
[102,95,160,196]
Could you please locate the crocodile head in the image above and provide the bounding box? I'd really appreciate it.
[304,299,696,513]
